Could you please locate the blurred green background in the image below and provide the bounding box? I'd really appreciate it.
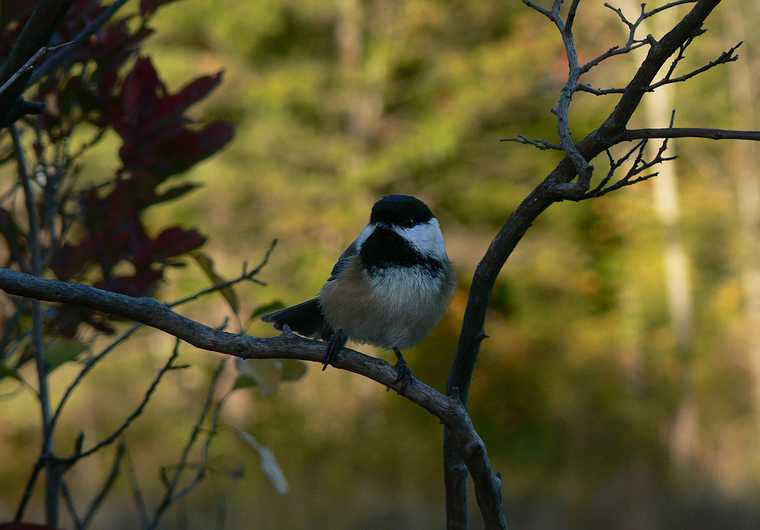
[3,1,760,528]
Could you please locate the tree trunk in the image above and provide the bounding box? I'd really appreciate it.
[726,4,760,417]
[620,0,697,464]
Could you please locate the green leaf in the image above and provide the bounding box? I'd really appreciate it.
[233,357,307,394]
[249,300,285,322]
[152,182,203,205]
[191,251,240,315]
[236,358,281,396]
[44,339,87,373]
[280,359,307,382]
[232,374,258,390]
[231,426,289,495]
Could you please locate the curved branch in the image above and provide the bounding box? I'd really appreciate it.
[445,0,728,527]
[0,266,506,525]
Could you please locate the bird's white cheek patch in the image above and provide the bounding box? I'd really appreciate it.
[355,224,376,250]
[394,219,447,259]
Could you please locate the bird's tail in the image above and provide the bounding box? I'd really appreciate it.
[261,298,329,339]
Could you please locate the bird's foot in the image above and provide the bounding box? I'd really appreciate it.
[391,348,413,392]
[322,330,347,371]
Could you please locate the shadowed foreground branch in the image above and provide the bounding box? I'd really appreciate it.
[0,266,507,527]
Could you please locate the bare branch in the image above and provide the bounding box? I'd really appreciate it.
[565,0,583,34]
[124,444,150,529]
[448,1,735,525]
[29,0,130,85]
[0,267,452,417]
[522,0,553,19]
[147,360,226,530]
[650,41,742,89]
[576,83,628,96]
[0,266,505,526]
[524,0,594,195]
[12,124,59,526]
[0,42,70,99]
[0,0,73,127]
[60,480,83,530]
[58,340,181,465]
[499,135,562,151]
[80,442,127,529]
[646,0,700,19]
[623,127,760,142]
[14,461,44,522]
[50,240,277,432]
[581,112,677,198]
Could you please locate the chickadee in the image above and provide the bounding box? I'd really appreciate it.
[263,194,455,388]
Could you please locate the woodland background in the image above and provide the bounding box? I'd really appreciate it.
[2,1,760,529]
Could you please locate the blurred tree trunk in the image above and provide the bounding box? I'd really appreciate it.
[726,4,760,417]
[620,0,697,464]
[336,0,385,158]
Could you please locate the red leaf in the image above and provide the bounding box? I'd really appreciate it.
[114,57,167,141]
[96,270,164,297]
[150,182,203,205]
[140,0,179,17]
[150,227,207,259]
[112,57,231,178]
[153,71,223,128]
[119,122,234,179]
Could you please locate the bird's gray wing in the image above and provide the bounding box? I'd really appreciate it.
[328,240,358,281]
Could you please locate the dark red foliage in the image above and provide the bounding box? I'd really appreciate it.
[140,0,179,17]
[0,1,235,337]
[113,57,233,180]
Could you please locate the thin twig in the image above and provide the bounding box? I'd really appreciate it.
[169,239,277,308]
[58,340,181,464]
[499,135,562,151]
[60,479,83,530]
[14,460,44,521]
[651,41,742,89]
[0,42,71,98]
[50,240,277,431]
[169,390,230,504]
[147,360,226,530]
[80,441,127,529]
[12,124,59,526]
[124,443,150,529]
[29,0,131,85]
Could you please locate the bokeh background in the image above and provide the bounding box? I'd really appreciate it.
[2,1,760,528]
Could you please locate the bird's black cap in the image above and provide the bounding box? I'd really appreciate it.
[369,194,434,228]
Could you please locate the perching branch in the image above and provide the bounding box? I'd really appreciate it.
[0,267,467,422]
[0,265,504,525]
[50,239,276,435]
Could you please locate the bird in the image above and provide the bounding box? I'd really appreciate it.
[262,194,456,389]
